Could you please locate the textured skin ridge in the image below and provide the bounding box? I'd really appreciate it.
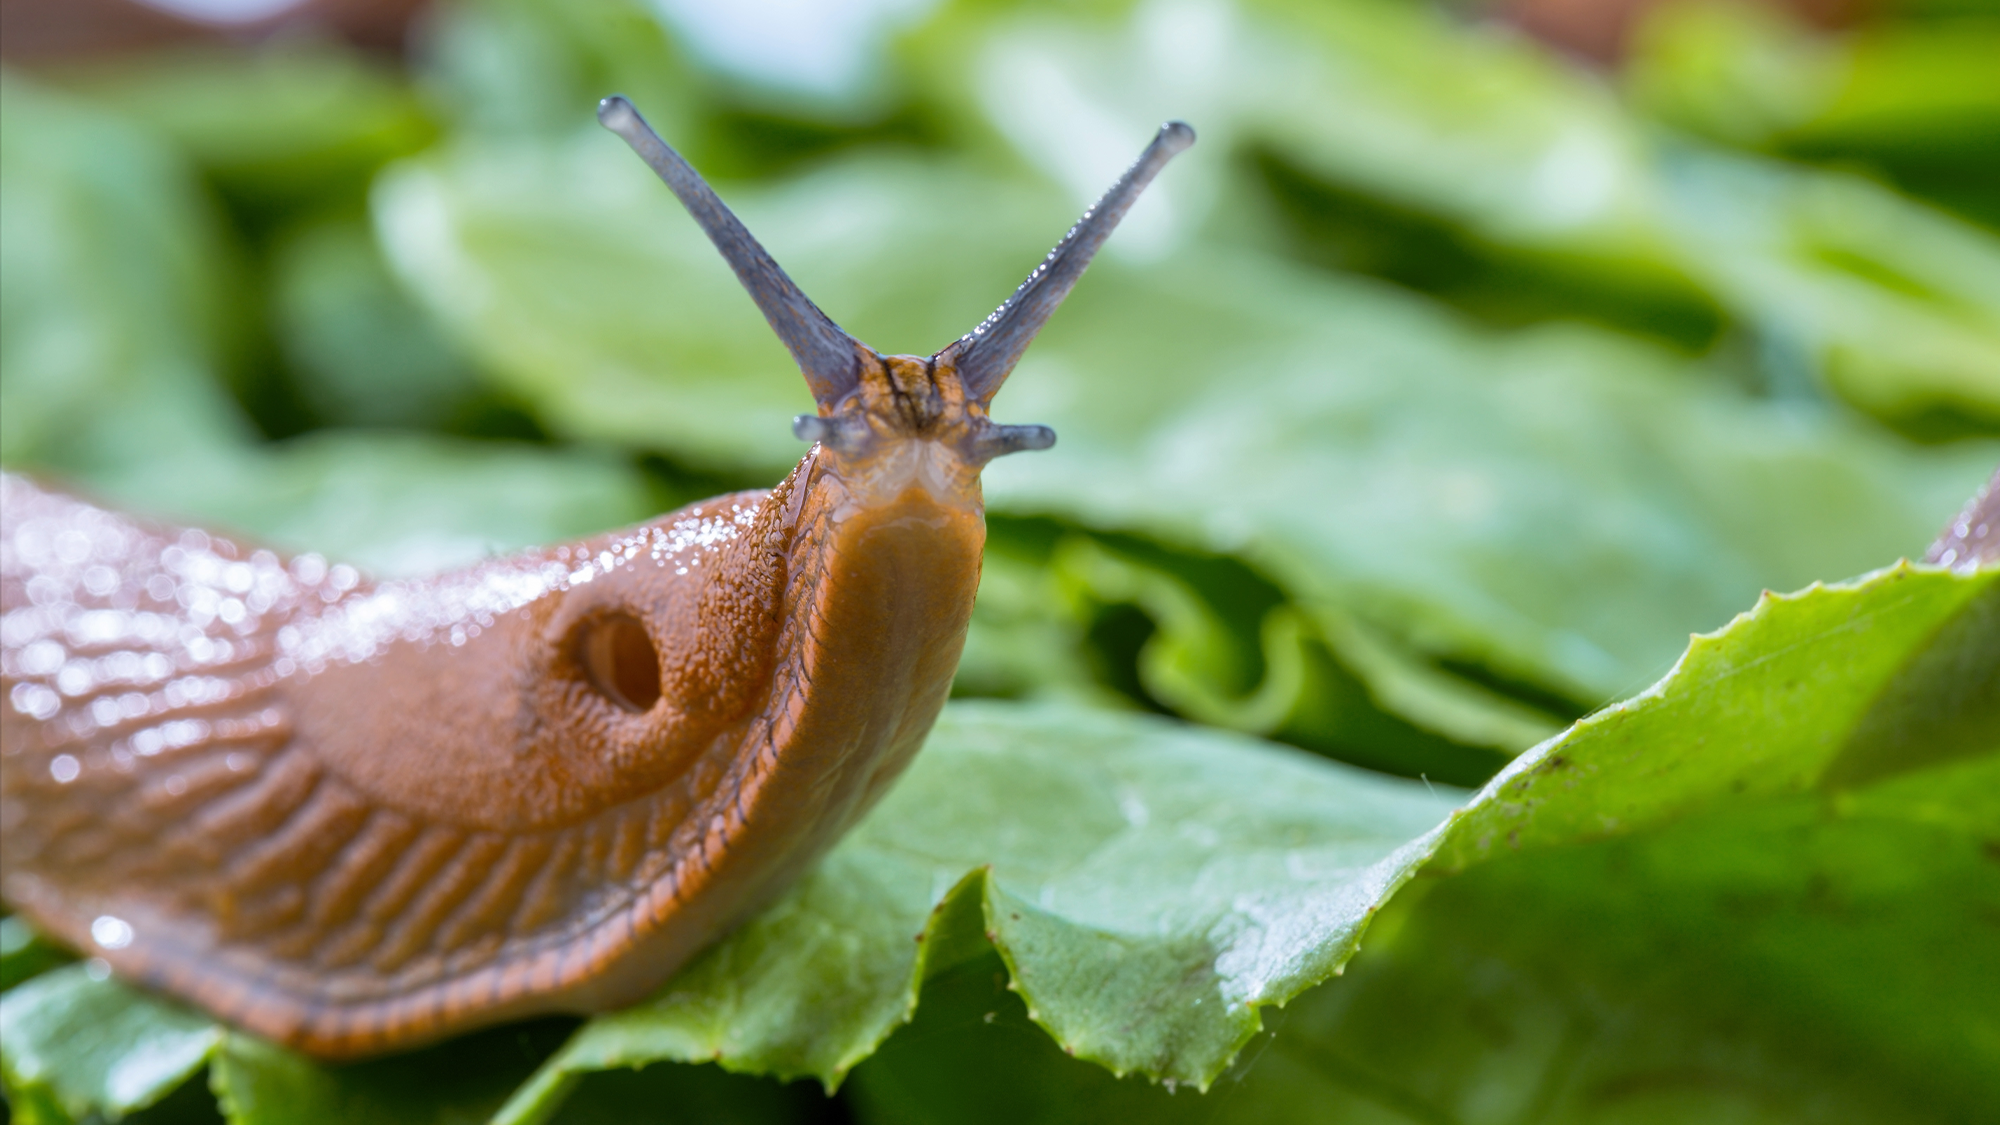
[0,433,981,1056]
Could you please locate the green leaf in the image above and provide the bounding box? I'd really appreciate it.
[1232,772,2000,1124]
[493,703,1461,1122]
[421,0,703,142]
[1040,532,1551,781]
[852,793,1996,1125]
[842,950,1213,1125]
[52,43,438,220]
[957,522,1538,783]
[0,916,73,993]
[81,431,654,579]
[0,85,647,568]
[1433,563,1998,869]
[989,255,1990,710]
[0,965,223,1122]
[848,563,2000,1123]
[1625,1,2000,228]
[211,1021,575,1125]
[534,1059,829,1125]
[268,218,486,432]
[1319,564,2000,1123]
[910,0,2000,431]
[0,74,650,578]
[0,73,249,476]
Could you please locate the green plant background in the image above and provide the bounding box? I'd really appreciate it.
[1,0,1996,1121]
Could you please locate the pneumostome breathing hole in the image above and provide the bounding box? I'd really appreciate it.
[580,613,662,713]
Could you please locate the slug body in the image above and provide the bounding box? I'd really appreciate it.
[0,102,1193,1057]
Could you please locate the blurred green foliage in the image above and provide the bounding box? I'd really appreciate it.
[1,0,1996,1121]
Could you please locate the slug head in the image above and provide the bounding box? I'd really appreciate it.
[786,351,1053,505]
[598,96,1193,493]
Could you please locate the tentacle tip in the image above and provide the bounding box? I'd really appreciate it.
[792,415,831,444]
[597,95,638,133]
[794,413,874,456]
[1158,121,1196,153]
[1006,424,1057,453]
[970,423,1056,464]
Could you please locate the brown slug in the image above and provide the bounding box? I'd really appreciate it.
[0,99,1195,1059]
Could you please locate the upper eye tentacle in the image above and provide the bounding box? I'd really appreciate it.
[599,95,868,411]
[940,121,1196,404]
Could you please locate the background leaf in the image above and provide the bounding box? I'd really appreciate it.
[0,967,223,1122]
[844,568,2000,1124]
